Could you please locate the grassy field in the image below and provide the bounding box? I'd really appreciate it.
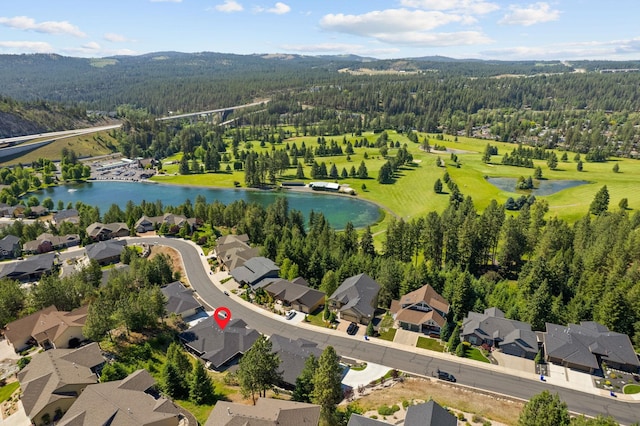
[416,336,444,352]
[466,347,491,363]
[0,381,20,403]
[623,384,640,394]
[378,328,397,342]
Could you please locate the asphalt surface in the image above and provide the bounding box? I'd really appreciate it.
[130,237,640,425]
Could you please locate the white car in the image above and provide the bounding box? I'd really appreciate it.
[285,311,296,320]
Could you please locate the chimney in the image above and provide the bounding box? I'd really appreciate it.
[227,407,232,416]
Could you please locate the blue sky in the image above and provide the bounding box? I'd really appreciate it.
[0,0,639,60]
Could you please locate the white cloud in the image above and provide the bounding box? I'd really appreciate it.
[150,0,183,2]
[63,42,137,57]
[104,33,130,43]
[319,9,490,48]
[215,0,243,13]
[400,0,499,15]
[267,2,291,15]
[0,40,53,53]
[499,2,560,26]
[0,16,86,37]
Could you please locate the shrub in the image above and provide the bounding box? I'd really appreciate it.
[402,399,410,408]
[17,356,31,370]
[483,421,493,426]
[377,404,400,416]
[457,412,466,421]
[473,414,483,423]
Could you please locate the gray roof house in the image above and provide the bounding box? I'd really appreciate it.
[53,209,80,225]
[269,334,324,388]
[23,233,81,254]
[389,284,450,335]
[214,234,260,271]
[58,369,182,426]
[461,307,538,359]
[85,239,127,265]
[205,398,320,426]
[543,321,640,373]
[264,279,325,314]
[161,281,203,318]
[179,317,260,370]
[17,343,104,425]
[0,234,21,259]
[405,400,456,426]
[347,414,388,426]
[86,222,129,241]
[230,256,280,287]
[329,273,380,325]
[0,252,56,281]
[135,212,197,234]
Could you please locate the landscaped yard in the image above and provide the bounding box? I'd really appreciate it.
[466,347,491,363]
[378,328,397,341]
[0,381,20,403]
[623,384,640,394]
[416,336,444,352]
[304,308,332,328]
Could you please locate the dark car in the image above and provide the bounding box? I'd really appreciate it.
[347,322,359,335]
[437,370,456,382]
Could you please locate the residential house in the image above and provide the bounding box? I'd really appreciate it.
[543,321,640,374]
[269,334,324,388]
[18,343,104,426]
[389,284,449,335]
[213,234,259,270]
[205,398,320,426]
[4,305,89,352]
[23,232,81,254]
[405,400,456,426]
[135,212,197,234]
[85,239,127,265]
[179,317,260,370]
[329,273,380,325]
[0,234,21,259]
[160,281,203,318]
[461,307,538,359]
[58,369,183,426]
[85,222,129,241]
[264,279,325,314]
[230,256,280,287]
[53,209,80,225]
[28,205,49,217]
[0,252,56,281]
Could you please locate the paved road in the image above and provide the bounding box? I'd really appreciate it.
[130,237,640,425]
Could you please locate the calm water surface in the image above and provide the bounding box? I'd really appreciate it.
[486,177,589,196]
[32,181,382,229]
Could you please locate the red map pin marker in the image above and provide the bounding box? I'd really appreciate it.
[213,307,232,330]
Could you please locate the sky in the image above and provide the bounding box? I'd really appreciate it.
[0,0,639,61]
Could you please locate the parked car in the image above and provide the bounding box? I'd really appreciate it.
[285,311,296,320]
[223,291,230,296]
[437,370,456,382]
[347,322,359,335]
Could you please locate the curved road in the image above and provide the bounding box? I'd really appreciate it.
[131,237,639,425]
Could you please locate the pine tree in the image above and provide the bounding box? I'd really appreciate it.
[296,161,305,179]
[167,342,192,377]
[482,143,492,163]
[447,325,461,351]
[312,346,343,426]
[163,362,188,399]
[357,161,368,179]
[292,354,318,403]
[236,335,281,404]
[433,178,443,194]
[589,185,609,215]
[189,361,216,405]
[518,391,570,426]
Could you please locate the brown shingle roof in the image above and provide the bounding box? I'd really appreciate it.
[4,305,58,348]
[397,284,449,315]
[205,398,320,426]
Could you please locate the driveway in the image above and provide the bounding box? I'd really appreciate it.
[342,362,390,388]
[493,351,534,373]
[393,328,419,347]
[0,340,19,362]
[0,400,29,426]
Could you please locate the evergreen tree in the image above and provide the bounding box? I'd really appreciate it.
[163,362,188,399]
[292,354,318,403]
[433,178,443,194]
[167,342,192,377]
[179,154,190,175]
[312,346,343,426]
[547,152,558,170]
[533,166,542,180]
[482,143,492,163]
[447,324,461,351]
[589,185,609,215]
[189,361,216,405]
[366,321,375,336]
[455,342,466,357]
[619,198,628,210]
[360,226,376,257]
[329,164,338,179]
[612,163,620,173]
[237,335,282,404]
[100,362,128,382]
[296,161,305,179]
[357,161,368,179]
[377,161,393,184]
[320,271,339,298]
[518,391,570,426]
[561,152,568,161]
[577,160,583,171]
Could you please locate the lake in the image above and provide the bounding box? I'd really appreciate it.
[31,181,382,229]
[486,177,589,196]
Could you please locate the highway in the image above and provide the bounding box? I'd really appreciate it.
[131,236,640,425]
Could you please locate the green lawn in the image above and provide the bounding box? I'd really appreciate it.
[416,336,445,352]
[0,381,20,403]
[466,347,491,363]
[175,399,214,425]
[378,328,397,341]
[304,309,331,328]
[623,384,640,394]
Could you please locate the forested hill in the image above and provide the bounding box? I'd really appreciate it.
[4,51,640,115]
[0,96,94,139]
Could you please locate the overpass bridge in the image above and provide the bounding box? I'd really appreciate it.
[156,99,269,123]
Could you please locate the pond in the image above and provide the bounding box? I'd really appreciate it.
[30,181,382,230]
[486,177,589,196]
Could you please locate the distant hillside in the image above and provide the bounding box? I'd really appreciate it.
[0,96,98,139]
